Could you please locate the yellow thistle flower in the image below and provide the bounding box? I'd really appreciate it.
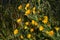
[46,30,54,36]
[18,5,22,10]
[42,19,48,24]
[39,25,44,31]
[25,9,31,16]
[33,7,36,14]
[25,3,30,10]
[33,11,36,14]
[33,7,36,11]
[31,20,38,26]
[25,22,29,25]
[17,18,21,23]
[49,30,54,36]
[42,16,48,24]
[31,20,35,25]
[44,16,48,19]
[55,27,60,31]
[24,26,28,29]
[30,28,34,32]
[14,29,18,35]
[20,35,24,39]
[27,34,31,38]
[34,22,38,26]
[26,3,30,8]
[45,31,49,34]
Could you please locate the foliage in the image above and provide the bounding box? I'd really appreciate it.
[0,0,60,40]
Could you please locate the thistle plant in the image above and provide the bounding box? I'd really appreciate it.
[0,0,60,40]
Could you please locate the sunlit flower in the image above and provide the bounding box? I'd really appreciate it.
[17,18,22,23]
[25,9,31,16]
[39,25,44,31]
[33,7,36,14]
[55,27,60,31]
[46,30,54,36]
[24,26,28,29]
[42,19,48,24]
[31,20,38,26]
[20,35,24,39]
[25,22,29,25]
[31,20,35,25]
[27,34,31,38]
[34,22,38,26]
[14,29,18,35]
[26,3,30,8]
[25,3,30,10]
[30,28,34,32]
[33,11,36,14]
[44,16,48,19]
[42,16,48,24]
[45,31,49,34]
[49,30,54,36]
[18,5,22,10]
[33,7,36,11]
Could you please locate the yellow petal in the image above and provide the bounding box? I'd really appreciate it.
[20,35,24,39]
[39,25,44,31]
[25,22,29,25]
[14,29,18,35]
[55,27,60,31]
[25,9,31,16]
[17,18,22,23]
[30,28,34,32]
[26,3,30,8]
[27,34,31,38]
[49,30,54,36]
[18,5,22,10]
[31,20,35,25]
